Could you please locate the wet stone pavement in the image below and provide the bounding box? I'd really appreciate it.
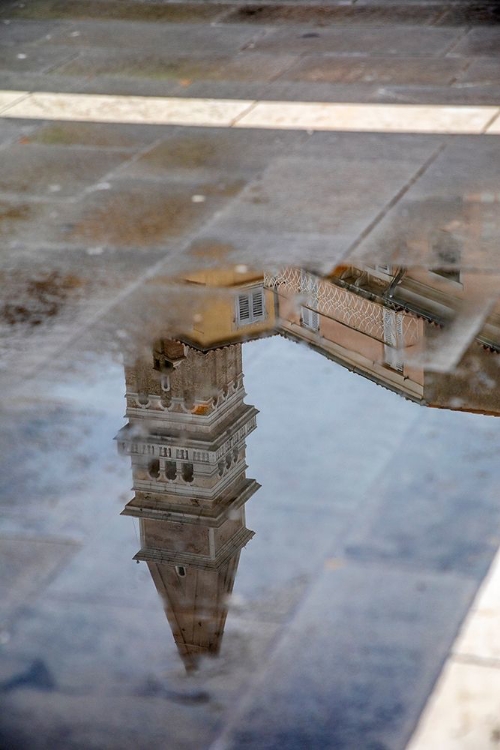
[1,1,500,749]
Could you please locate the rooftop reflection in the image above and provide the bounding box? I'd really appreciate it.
[148,261,500,414]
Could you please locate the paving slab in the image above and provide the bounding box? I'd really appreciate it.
[213,563,477,750]
[408,660,500,750]
[449,27,500,56]
[25,119,175,149]
[79,76,186,98]
[0,19,70,46]
[0,0,231,23]
[251,25,463,57]
[350,137,500,270]
[48,20,267,55]
[55,48,297,85]
[0,537,78,626]
[0,45,78,74]
[438,4,500,25]
[458,56,500,84]
[0,117,37,145]
[454,552,500,662]
[0,72,89,93]
[369,83,500,105]
[221,4,446,26]
[287,56,463,86]
[120,126,310,182]
[0,142,134,198]
[56,176,247,249]
[197,146,439,269]
[344,408,500,577]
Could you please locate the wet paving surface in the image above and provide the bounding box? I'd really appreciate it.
[1,2,500,749]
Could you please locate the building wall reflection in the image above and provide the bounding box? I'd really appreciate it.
[160,261,499,414]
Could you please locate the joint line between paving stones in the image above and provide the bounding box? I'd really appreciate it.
[482,108,500,134]
[439,25,471,57]
[230,99,259,127]
[43,50,82,76]
[79,133,169,199]
[343,142,446,260]
[0,91,30,115]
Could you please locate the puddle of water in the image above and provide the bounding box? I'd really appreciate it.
[1,259,500,748]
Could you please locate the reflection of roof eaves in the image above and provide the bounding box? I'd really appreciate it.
[122,404,258,448]
[428,404,500,417]
[333,277,445,326]
[278,329,424,406]
[390,299,444,327]
[476,337,500,353]
[178,330,275,352]
[133,527,255,570]
[121,478,261,527]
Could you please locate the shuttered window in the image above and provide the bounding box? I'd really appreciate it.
[383,309,404,372]
[236,288,266,326]
[301,306,319,331]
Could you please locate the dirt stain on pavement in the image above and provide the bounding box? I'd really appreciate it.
[1,271,85,326]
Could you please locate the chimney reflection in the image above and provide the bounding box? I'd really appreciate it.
[117,340,259,671]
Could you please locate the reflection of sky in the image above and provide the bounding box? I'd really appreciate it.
[2,333,500,725]
[236,335,500,604]
[235,335,421,600]
[244,335,420,513]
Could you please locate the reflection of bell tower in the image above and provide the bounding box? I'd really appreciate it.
[116,340,259,670]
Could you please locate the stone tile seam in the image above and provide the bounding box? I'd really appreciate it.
[440,24,471,58]
[230,99,259,126]
[78,133,171,199]
[347,142,446,258]
[42,50,82,76]
[0,91,31,114]
[484,109,500,134]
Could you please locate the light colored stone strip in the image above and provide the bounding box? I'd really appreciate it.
[235,101,500,134]
[0,91,499,134]
[0,92,252,126]
[407,548,500,750]
[0,90,31,113]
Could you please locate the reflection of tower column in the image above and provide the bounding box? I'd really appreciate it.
[116,340,259,670]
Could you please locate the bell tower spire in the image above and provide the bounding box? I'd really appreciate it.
[117,340,259,670]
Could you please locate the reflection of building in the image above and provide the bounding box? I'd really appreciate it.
[152,262,499,415]
[117,340,259,670]
[117,261,499,663]
[265,264,500,415]
[175,266,275,350]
